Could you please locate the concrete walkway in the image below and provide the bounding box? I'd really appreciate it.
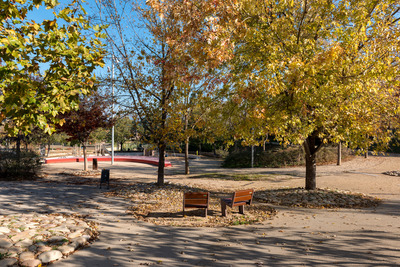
[0,157,399,266]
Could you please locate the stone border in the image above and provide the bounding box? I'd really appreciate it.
[0,213,98,267]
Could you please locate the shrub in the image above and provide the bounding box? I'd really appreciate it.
[222,145,353,168]
[0,151,42,180]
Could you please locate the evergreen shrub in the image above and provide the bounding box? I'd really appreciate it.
[0,151,42,180]
[222,145,353,168]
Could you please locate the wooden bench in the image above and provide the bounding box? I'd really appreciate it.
[183,192,210,217]
[221,189,254,217]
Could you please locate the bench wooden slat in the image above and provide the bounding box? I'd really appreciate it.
[185,192,208,198]
[232,195,252,203]
[234,190,254,197]
[184,199,208,205]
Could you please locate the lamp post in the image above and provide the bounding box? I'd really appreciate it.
[111,56,115,165]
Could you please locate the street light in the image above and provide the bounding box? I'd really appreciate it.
[107,57,115,165]
[111,56,115,165]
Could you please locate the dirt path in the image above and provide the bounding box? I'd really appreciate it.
[2,155,400,266]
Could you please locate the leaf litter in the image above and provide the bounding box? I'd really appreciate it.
[104,182,381,227]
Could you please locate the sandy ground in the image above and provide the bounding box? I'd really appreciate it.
[1,155,400,266]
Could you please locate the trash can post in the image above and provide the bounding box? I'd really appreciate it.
[100,169,110,189]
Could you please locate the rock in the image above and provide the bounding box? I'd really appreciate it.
[38,250,63,263]
[28,245,37,252]
[68,231,83,239]
[25,223,38,229]
[15,239,33,247]
[49,226,70,233]
[69,241,80,249]
[7,246,23,257]
[0,239,13,249]
[68,226,85,233]
[36,245,52,253]
[0,257,18,267]
[19,251,35,262]
[20,259,42,267]
[71,236,89,246]
[77,222,88,228]
[48,236,68,243]
[58,245,75,255]
[0,228,10,234]
[11,232,32,242]
[35,242,46,247]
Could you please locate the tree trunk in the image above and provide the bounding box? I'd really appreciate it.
[16,135,21,164]
[46,141,51,157]
[251,145,254,168]
[365,149,368,158]
[262,134,268,151]
[83,145,88,171]
[305,150,316,190]
[184,113,190,175]
[303,135,321,190]
[185,137,190,175]
[157,142,166,186]
[337,142,341,166]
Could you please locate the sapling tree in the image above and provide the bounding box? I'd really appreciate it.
[94,0,225,184]
[57,93,114,171]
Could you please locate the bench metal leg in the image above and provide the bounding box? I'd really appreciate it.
[221,200,227,217]
[204,208,208,218]
[239,205,244,214]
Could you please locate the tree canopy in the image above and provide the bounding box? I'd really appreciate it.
[0,0,106,135]
[94,0,226,184]
[225,0,400,189]
[155,0,400,189]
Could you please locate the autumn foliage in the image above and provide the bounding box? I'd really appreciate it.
[57,93,114,170]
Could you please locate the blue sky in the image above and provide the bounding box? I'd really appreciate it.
[26,0,112,78]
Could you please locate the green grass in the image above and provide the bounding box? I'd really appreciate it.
[0,252,10,260]
[232,216,258,225]
[189,173,294,181]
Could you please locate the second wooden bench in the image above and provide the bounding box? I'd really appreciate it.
[221,189,254,217]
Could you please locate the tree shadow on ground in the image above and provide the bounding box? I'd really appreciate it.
[0,179,399,266]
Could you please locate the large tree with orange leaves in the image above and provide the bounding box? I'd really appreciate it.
[94,0,227,184]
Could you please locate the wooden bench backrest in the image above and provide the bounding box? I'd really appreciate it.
[184,192,209,206]
[231,189,254,206]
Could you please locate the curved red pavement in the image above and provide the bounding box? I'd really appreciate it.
[44,156,172,167]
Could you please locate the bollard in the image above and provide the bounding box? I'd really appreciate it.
[93,158,98,170]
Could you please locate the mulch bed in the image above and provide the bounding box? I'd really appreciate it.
[104,182,381,227]
[105,183,276,227]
